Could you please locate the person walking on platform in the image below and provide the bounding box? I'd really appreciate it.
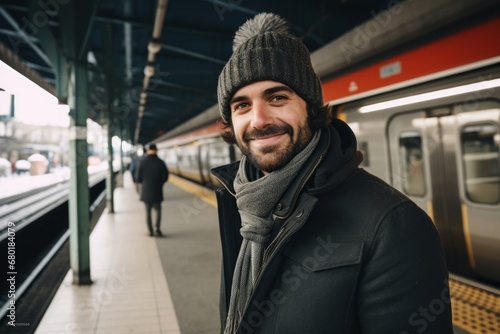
[130,146,146,194]
[136,144,169,237]
[211,13,453,334]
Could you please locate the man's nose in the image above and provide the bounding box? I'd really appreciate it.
[251,101,272,129]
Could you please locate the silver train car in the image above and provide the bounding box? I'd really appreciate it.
[156,121,242,188]
[155,13,500,284]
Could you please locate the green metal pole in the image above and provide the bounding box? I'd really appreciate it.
[120,120,125,175]
[105,23,115,212]
[68,63,91,285]
[106,120,115,213]
[57,0,95,285]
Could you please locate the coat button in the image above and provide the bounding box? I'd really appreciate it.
[296,210,304,218]
[276,203,283,211]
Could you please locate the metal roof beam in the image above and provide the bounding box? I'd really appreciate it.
[95,14,231,38]
[0,6,52,67]
[154,80,212,94]
[147,91,183,103]
[202,0,258,18]
[94,15,150,27]
[123,0,133,86]
[0,27,37,41]
[161,44,226,65]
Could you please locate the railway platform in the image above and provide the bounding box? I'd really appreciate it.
[24,171,499,334]
[33,172,221,334]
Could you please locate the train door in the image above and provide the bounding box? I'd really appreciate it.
[387,106,500,281]
[454,106,500,282]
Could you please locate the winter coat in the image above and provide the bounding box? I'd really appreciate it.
[211,119,453,334]
[136,154,169,203]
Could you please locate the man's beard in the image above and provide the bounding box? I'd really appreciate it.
[238,123,312,173]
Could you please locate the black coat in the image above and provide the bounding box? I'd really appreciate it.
[211,119,453,334]
[136,154,169,203]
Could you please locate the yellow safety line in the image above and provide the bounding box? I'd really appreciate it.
[450,279,500,333]
[169,174,218,208]
[460,203,476,269]
[426,200,435,224]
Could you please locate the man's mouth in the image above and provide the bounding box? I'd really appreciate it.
[251,132,285,146]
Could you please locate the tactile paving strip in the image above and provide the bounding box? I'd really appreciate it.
[450,279,500,334]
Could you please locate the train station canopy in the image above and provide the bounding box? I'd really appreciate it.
[0,0,498,144]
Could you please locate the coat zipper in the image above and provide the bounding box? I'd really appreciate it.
[211,173,236,196]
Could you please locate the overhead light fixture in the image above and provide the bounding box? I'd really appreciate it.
[148,40,162,54]
[144,63,155,78]
[359,78,500,113]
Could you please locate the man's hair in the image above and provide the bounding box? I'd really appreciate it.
[148,144,158,151]
[218,103,333,145]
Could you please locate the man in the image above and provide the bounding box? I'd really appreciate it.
[136,144,169,237]
[211,13,453,334]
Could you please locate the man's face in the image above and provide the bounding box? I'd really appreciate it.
[230,80,312,174]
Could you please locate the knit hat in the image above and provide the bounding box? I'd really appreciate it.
[217,13,323,123]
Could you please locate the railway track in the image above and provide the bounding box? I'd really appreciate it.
[0,169,109,326]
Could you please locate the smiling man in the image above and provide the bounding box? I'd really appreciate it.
[211,13,453,334]
[230,82,312,173]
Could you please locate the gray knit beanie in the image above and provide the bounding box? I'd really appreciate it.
[217,13,323,123]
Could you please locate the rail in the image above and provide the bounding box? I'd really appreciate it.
[0,167,111,322]
[0,168,107,240]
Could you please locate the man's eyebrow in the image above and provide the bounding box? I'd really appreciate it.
[229,95,248,106]
[262,85,295,96]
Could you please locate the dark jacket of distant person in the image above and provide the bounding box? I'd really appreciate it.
[130,154,144,183]
[211,119,453,334]
[136,151,169,203]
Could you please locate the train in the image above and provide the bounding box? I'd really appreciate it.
[153,12,500,285]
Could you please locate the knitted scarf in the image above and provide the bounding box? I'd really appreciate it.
[224,130,321,334]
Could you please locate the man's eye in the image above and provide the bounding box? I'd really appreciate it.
[232,103,249,112]
[271,95,287,102]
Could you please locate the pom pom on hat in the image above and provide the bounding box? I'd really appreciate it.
[217,12,323,123]
[232,13,289,52]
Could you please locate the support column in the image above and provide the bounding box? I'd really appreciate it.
[119,120,125,175]
[68,63,91,285]
[106,121,115,213]
[57,0,96,285]
[105,23,115,212]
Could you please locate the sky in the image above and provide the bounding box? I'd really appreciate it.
[0,60,70,127]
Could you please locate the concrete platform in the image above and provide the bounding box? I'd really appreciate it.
[34,172,221,334]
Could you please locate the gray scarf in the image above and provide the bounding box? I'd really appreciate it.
[225,130,321,334]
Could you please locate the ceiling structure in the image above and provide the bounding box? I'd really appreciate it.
[0,0,447,144]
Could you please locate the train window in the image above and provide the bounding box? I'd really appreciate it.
[461,123,500,204]
[399,131,426,196]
